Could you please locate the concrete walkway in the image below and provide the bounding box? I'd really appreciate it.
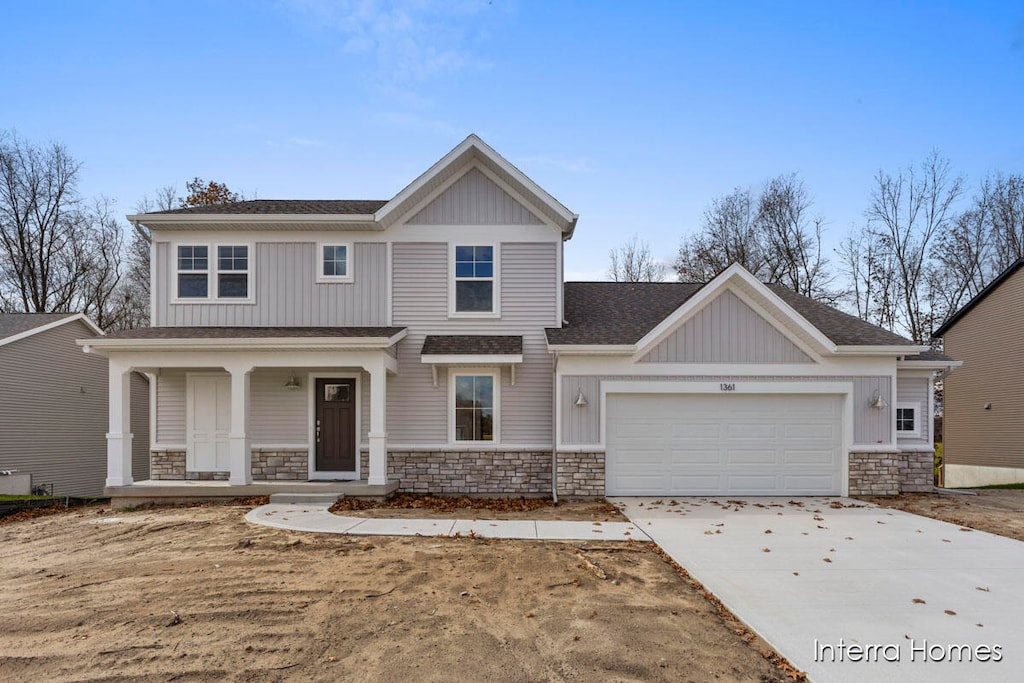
[614,496,1024,683]
[246,502,649,541]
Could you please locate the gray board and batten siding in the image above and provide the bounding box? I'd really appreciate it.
[388,241,558,445]
[406,167,544,226]
[560,375,892,447]
[154,368,372,448]
[639,289,813,364]
[0,318,149,496]
[153,242,388,327]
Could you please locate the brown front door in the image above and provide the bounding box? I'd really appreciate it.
[315,378,356,472]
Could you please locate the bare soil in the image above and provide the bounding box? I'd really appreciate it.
[330,494,626,521]
[861,488,1024,542]
[0,503,793,683]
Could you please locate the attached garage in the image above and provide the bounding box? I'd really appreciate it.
[605,393,844,496]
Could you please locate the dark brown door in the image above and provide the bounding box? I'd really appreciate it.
[315,378,356,472]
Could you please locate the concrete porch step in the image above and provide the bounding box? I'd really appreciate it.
[268,492,343,505]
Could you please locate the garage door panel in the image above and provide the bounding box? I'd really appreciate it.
[606,394,843,496]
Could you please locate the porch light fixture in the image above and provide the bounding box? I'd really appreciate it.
[869,392,888,410]
[574,388,588,407]
[284,373,302,390]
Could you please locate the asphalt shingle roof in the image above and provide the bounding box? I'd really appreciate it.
[102,326,406,339]
[0,313,78,340]
[545,282,916,347]
[421,335,523,356]
[148,200,388,216]
[903,349,956,362]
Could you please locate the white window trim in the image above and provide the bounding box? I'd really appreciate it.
[448,243,500,319]
[448,367,501,444]
[171,241,256,304]
[895,402,920,438]
[316,241,354,284]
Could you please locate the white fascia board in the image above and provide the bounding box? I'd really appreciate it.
[420,354,523,365]
[2,313,103,348]
[545,343,636,355]
[78,332,406,354]
[556,354,896,377]
[834,345,929,356]
[632,264,838,360]
[897,360,963,370]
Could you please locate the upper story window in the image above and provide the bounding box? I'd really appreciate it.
[451,245,498,316]
[317,243,353,283]
[174,243,253,303]
[896,403,919,437]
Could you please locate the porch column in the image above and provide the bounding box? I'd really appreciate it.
[228,364,253,485]
[106,361,133,487]
[367,358,388,486]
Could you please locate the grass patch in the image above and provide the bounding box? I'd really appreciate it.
[0,494,57,502]
[965,483,1024,490]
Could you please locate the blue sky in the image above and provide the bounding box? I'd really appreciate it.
[3,1,1023,280]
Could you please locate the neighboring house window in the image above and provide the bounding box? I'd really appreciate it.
[452,372,498,442]
[317,243,353,283]
[452,245,497,315]
[177,245,209,298]
[896,403,919,437]
[217,245,249,298]
[174,243,253,302]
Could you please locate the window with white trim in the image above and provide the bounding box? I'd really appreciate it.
[317,243,353,283]
[452,372,497,442]
[896,403,919,437]
[177,245,209,298]
[175,243,252,301]
[453,245,495,314]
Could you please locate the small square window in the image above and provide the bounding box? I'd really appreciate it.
[896,403,920,437]
[318,243,352,282]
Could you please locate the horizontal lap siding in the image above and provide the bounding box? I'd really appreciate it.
[896,376,931,445]
[943,269,1024,468]
[561,374,891,446]
[0,321,108,496]
[154,242,386,326]
[390,242,555,444]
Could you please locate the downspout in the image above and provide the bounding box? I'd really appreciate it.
[551,350,559,504]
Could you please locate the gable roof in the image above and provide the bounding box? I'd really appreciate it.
[0,313,103,347]
[546,280,916,349]
[933,258,1024,337]
[126,135,578,236]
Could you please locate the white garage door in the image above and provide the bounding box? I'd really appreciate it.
[605,394,843,496]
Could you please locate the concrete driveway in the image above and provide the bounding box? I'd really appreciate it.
[614,496,1024,683]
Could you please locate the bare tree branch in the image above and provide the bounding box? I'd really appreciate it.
[608,234,667,282]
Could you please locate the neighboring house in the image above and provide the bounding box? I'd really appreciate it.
[81,135,957,500]
[934,258,1024,487]
[0,313,149,496]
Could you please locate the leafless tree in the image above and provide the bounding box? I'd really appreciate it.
[863,151,964,342]
[757,173,839,304]
[983,173,1024,272]
[608,234,667,282]
[675,187,766,281]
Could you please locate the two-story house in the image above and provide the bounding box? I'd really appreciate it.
[83,135,958,506]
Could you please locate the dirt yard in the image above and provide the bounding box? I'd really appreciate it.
[0,503,793,682]
[862,488,1024,542]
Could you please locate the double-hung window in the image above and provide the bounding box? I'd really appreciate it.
[317,243,353,283]
[896,403,919,437]
[175,244,252,301]
[452,372,497,442]
[452,245,497,315]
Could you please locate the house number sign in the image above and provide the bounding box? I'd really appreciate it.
[719,383,736,392]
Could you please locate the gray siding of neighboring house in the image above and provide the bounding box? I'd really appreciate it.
[155,368,371,449]
[130,372,150,480]
[389,241,557,444]
[153,242,387,327]
[640,289,813,363]
[896,375,931,446]
[943,267,1024,469]
[0,320,108,496]
[406,167,544,226]
[560,374,892,446]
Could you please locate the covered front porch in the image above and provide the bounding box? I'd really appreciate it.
[78,327,407,501]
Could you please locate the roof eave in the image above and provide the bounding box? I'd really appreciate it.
[420,353,523,364]
[129,213,380,228]
[897,359,963,370]
[77,329,407,354]
[545,343,637,355]
[833,344,929,356]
